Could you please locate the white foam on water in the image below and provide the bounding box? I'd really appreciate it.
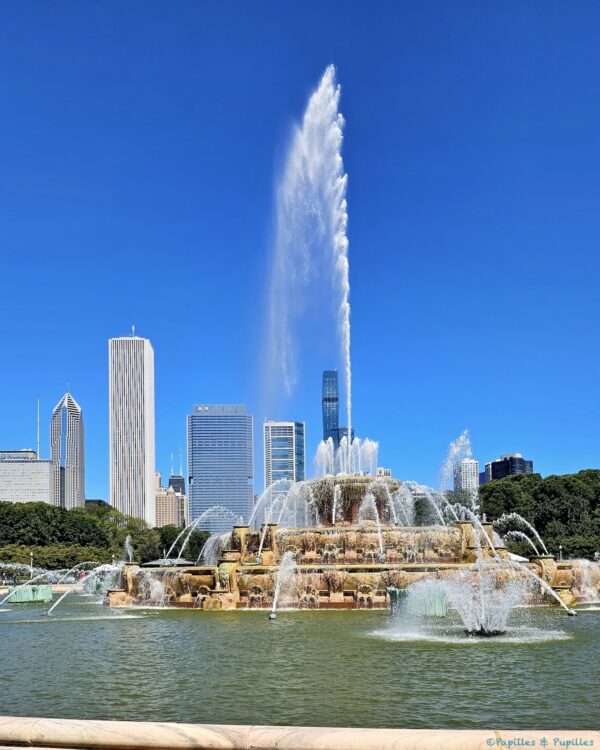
[371,626,572,645]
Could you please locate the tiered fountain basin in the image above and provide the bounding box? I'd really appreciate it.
[109,532,594,611]
[107,476,597,611]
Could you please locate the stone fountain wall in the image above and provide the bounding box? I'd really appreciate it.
[106,470,600,612]
[108,519,520,611]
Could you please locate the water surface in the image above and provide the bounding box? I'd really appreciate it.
[0,599,598,728]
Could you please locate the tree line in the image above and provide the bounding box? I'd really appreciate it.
[479,469,600,559]
[3,468,598,567]
[0,502,209,569]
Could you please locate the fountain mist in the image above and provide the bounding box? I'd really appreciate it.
[358,491,384,557]
[271,551,298,616]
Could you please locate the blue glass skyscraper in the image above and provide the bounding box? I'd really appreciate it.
[187,404,254,531]
[322,370,339,443]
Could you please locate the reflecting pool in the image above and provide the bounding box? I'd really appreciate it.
[0,599,598,729]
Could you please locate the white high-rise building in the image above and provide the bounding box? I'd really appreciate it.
[109,333,155,525]
[454,458,480,495]
[50,391,85,509]
[263,420,305,489]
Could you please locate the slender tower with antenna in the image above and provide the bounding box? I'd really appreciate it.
[167,447,185,496]
[36,395,40,459]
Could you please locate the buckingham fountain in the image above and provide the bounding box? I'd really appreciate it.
[107,464,596,634]
[105,65,597,635]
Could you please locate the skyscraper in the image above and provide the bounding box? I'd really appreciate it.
[484,453,534,483]
[336,426,355,445]
[0,450,51,504]
[155,472,189,529]
[50,391,85,509]
[322,370,339,443]
[263,420,305,489]
[109,334,155,525]
[187,404,254,531]
[453,458,479,495]
[168,474,185,495]
[168,449,185,495]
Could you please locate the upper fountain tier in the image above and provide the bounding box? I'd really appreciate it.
[302,475,401,526]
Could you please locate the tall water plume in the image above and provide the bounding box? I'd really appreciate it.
[267,65,352,451]
[314,435,379,477]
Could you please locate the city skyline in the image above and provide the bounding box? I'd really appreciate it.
[0,337,541,506]
[2,4,600,498]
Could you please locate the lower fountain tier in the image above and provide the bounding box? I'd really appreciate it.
[108,520,597,610]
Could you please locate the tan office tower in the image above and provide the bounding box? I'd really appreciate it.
[109,333,155,525]
[155,473,189,529]
[50,391,85,508]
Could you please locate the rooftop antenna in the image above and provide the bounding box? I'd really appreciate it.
[179,446,183,477]
[36,395,40,459]
[170,452,174,477]
[66,379,70,394]
[131,324,135,337]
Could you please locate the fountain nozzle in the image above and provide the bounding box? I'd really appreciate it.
[268,612,277,621]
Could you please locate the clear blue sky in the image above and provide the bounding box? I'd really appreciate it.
[1,1,599,499]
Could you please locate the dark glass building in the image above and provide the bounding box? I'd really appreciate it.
[168,475,185,495]
[484,453,534,483]
[336,426,355,445]
[322,370,339,444]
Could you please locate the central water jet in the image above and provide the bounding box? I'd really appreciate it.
[267,65,353,468]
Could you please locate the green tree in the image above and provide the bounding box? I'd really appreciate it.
[156,525,210,562]
[479,474,541,521]
[531,475,593,535]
